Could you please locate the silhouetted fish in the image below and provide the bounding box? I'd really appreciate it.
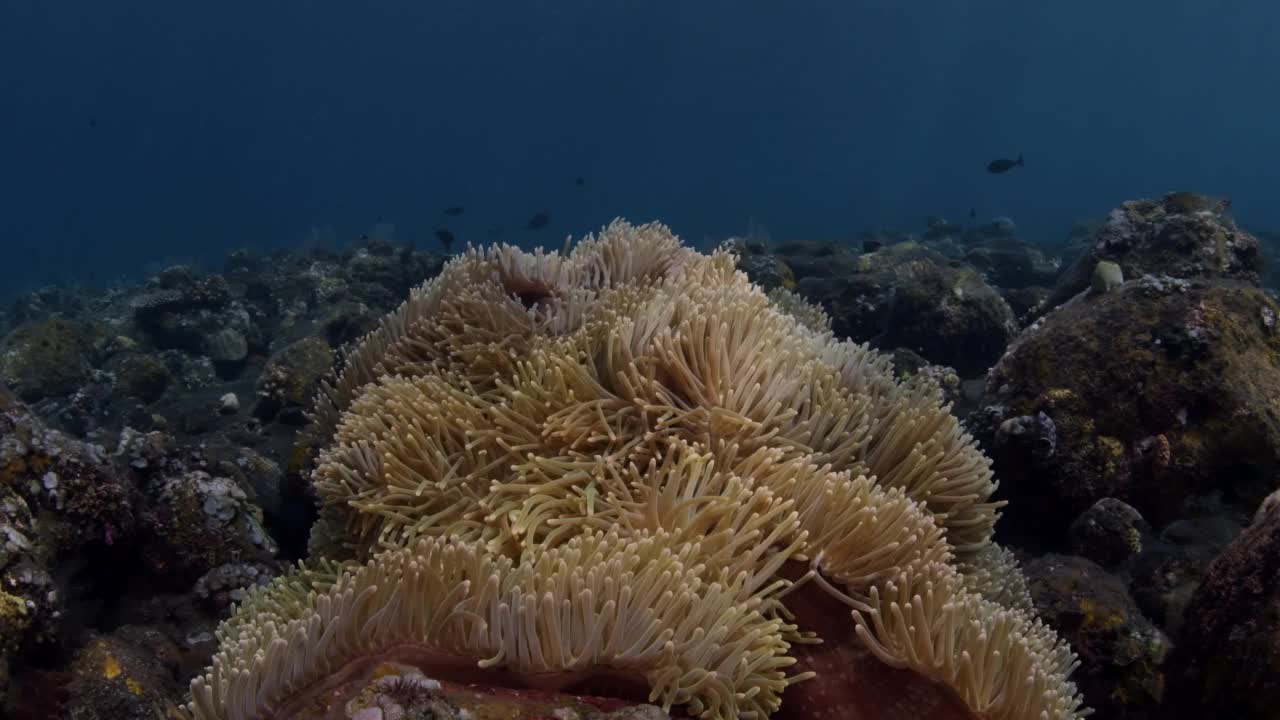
[444,205,464,216]
[574,176,585,186]
[526,211,550,231]
[969,207,977,219]
[986,154,1024,174]
[435,228,455,252]
[88,116,97,128]
[487,225,504,237]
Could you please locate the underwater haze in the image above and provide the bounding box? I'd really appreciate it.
[2,0,1278,292]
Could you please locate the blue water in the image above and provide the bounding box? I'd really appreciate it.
[2,1,1277,293]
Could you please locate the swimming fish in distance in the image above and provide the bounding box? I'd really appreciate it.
[987,154,1024,173]
[435,228,455,252]
[526,211,550,230]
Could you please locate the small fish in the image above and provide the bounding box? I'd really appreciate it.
[435,228,455,253]
[969,207,977,219]
[444,205,464,216]
[986,154,1024,174]
[526,211,550,231]
[88,116,97,128]
[487,225,504,237]
[574,176,585,186]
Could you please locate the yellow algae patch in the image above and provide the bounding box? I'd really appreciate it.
[103,652,124,680]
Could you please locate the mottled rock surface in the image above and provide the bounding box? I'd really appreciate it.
[973,279,1280,539]
[1044,192,1261,311]
[790,242,1017,375]
[0,318,93,402]
[1026,554,1169,719]
[1163,503,1280,720]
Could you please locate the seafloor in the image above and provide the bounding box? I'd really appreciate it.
[2,192,1279,719]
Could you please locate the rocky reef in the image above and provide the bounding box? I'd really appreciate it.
[1,192,1277,719]
[1163,496,1280,719]
[0,239,445,718]
[742,239,1019,377]
[973,278,1280,538]
[1042,192,1261,311]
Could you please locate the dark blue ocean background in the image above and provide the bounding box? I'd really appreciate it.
[2,1,1277,294]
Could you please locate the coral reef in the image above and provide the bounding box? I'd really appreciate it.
[0,237,458,715]
[0,384,290,713]
[16,197,1269,717]
[188,221,1083,719]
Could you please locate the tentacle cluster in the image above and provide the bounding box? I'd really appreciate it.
[190,220,1086,720]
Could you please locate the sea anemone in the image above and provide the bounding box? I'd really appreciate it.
[188,220,1085,720]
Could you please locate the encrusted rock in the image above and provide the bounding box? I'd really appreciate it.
[1045,192,1261,311]
[0,318,93,402]
[1068,498,1151,570]
[1163,502,1280,719]
[771,238,862,282]
[59,625,183,720]
[724,236,800,294]
[0,393,134,550]
[132,274,254,378]
[889,348,962,407]
[962,239,1061,290]
[1026,554,1169,719]
[203,327,248,364]
[794,242,1017,375]
[255,336,333,424]
[106,353,171,404]
[1128,512,1241,638]
[192,562,275,611]
[142,470,276,580]
[971,279,1280,539]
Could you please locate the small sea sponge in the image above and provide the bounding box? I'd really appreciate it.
[1091,260,1124,294]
